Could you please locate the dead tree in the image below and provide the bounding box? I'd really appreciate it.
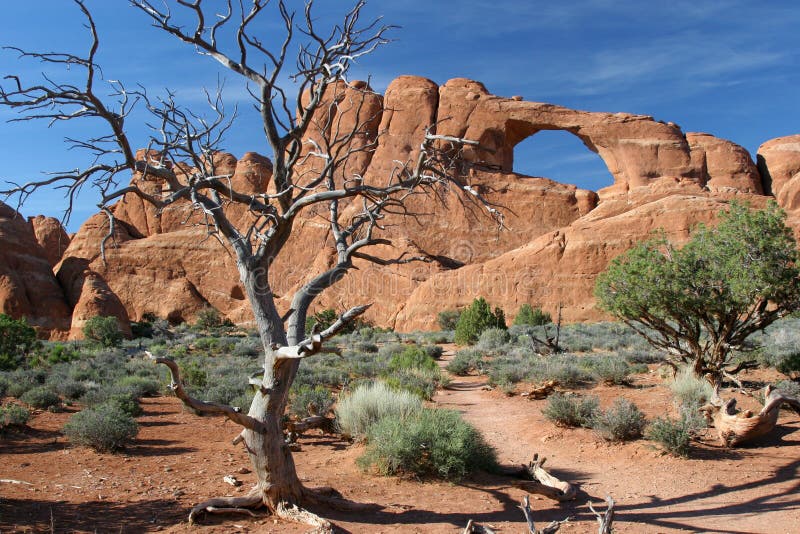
[0,1,500,529]
[702,385,800,447]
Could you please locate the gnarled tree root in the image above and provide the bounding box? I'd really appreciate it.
[702,385,800,447]
[189,494,263,524]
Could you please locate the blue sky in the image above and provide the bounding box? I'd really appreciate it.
[1,0,798,231]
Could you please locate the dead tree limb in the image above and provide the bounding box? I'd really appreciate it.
[504,454,577,501]
[588,495,615,534]
[519,495,571,534]
[145,351,267,433]
[703,385,800,446]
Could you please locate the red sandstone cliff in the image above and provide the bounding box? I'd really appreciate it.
[4,77,800,337]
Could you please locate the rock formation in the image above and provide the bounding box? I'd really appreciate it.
[4,76,800,337]
[0,203,72,338]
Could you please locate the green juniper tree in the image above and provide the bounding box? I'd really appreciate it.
[596,201,800,391]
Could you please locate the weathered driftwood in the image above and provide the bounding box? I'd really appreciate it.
[502,454,577,501]
[703,385,800,447]
[588,495,615,534]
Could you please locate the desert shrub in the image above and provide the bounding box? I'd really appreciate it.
[335,381,422,440]
[593,399,646,442]
[290,385,334,418]
[358,408,497,480]
[774,380,800,398]
[622,349,666,364]
[529,355,593,387]
[114,376,160,398]
[476,328,511,351]
[446,349,483,376]
[83,316,123,348]
[513,304,551,327]
[669,367,714,409]
[437,310,461,331]
[20,386,60,410]
[0,314,38,371]
[647,416,693,457]
[454,298,506,345]
[774,352,800,378]
[104,393,143,417]
[584,355,632,385]
[422,344,444,359]
[31,342,82,367]
[384,368,442,400]
[387,346,438,373]
[6,370,44,398]
[194,306,223,330]
[542,393,599,428]
[378,343,406,360]
[181,359,209,390]
[54,379,87,401]
[63,403,138,452]
[0,403,30,429]
[353,341,379,354]
[232,338,262,357]
[0,376,8,396]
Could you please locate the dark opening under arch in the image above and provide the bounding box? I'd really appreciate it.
[513,129,615,192]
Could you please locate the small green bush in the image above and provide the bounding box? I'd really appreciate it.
[476,328,511,351]
[775,380,800,398]
[290,385,334,418]
[446,349,483,376]
[513,304,552,327]
[357,408,497,480]
[30,342,82,367]
[63,403,138,452]
[384,368,441,400]
[647,416,692,457]
[437,310,461,331]
[542,393,599,428]
[422,345,444,360]
[388,346,438,373]
[194,306,223,330]
[0,403,30,429]
[670,367,714,409]
[20,386,61,410]
[335,381,422,440]
[454,298,506,345]
[104,393,143,417]
[83,316,124,348]
[115,376,160,398]
[585,355,632,385]
[0,376,9,397]
[775,352,800,377]
[593,398,646,442]
[0,314,38,371]
[54,379,87,401]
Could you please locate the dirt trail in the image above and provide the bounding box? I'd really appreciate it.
[433,348,800,534]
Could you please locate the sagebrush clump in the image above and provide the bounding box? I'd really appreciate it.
[358,407,497,480]
[335,381,422,440]
[593,398,646,442]
[63,403,138,452]
[542,393,599,428]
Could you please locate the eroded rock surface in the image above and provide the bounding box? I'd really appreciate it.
[6,77,800,335]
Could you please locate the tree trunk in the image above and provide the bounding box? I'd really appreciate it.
[238,262,305,509]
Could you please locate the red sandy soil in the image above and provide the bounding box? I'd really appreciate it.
[1,352,799,533]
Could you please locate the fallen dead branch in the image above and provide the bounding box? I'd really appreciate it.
[502,454,577,501]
